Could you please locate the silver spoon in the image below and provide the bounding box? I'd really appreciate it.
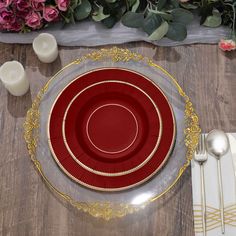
[206,129,230,234]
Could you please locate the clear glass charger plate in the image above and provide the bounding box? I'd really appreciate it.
[24,47,200,220]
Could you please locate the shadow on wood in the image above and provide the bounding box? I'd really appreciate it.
[7,88,32,117]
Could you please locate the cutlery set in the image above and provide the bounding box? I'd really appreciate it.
[194,130,231,235]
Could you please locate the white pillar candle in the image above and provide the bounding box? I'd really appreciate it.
[33,33,58,63]
[0,61,29,96]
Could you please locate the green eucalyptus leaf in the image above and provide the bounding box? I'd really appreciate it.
[148,21,169,41]
[74,0,91,21]
[180,2,198,9]
[166,22,187,41]
[142,13,162,35]
[131,0,140,12]
[171,8,193,25]
[102,16,117,28]
[148,9,173,21]
[92,6,110,22]
[160,12,173,21]
[158,0,167,10]
[203,9,222,27]
[121,12,144,28]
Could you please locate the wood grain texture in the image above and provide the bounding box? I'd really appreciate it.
[0,42,235,236]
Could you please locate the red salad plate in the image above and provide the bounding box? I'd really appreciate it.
[48,68,176,191]
[63,80,162,176]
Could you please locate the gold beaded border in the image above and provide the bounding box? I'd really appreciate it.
[23,47,201,220]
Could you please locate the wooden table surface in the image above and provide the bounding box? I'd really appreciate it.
[0,42,235,236]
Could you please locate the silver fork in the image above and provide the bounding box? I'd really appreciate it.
[194,134,208,236]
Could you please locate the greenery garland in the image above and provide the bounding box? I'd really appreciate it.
[69,0,236,43]
[1,0,236,50]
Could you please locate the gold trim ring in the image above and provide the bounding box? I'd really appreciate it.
[50,77,164,178]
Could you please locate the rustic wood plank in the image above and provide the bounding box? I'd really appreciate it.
[0,42,235,236]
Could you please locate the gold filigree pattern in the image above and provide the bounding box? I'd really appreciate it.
[194,204,236,232]
[23,47,201,220]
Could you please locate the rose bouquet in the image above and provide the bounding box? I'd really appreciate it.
[0,0,70,32]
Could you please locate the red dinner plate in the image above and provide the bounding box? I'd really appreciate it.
[48,68,176,191]
[63,80,162,176]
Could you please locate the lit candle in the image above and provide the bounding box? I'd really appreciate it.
[33,33,58,63]
[0,61,29,96]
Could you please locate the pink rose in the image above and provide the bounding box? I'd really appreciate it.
[218,39,236,51]
[25,11,42,29]
[0,0,12,9]
[30,0,45,11]
[9,19,23,31]
[0,9,15,24]
[16,8,30,18]
[43,5,59,22]
[16,0,30,11]
[56,0,69,11]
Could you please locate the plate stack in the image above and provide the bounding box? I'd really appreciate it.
[48,68,176,191]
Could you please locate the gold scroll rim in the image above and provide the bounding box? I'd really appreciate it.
[23,47,201,220]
